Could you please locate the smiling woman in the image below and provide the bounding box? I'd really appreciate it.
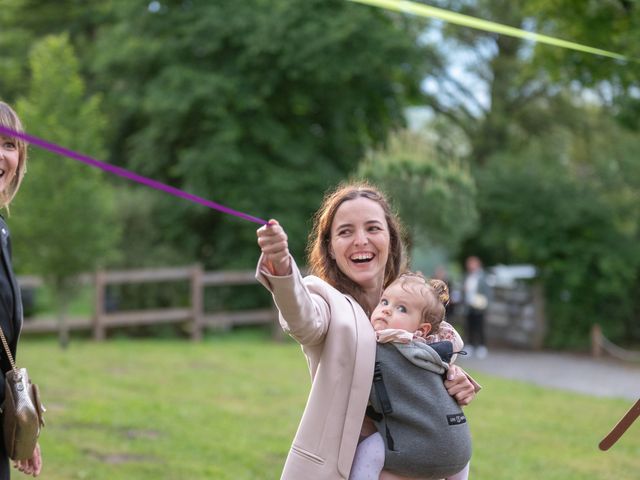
[0,101,42,478]
[255,181,478,479]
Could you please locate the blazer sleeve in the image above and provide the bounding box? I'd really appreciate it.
[255,254,331,347]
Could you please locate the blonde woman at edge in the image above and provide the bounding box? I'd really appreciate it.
[256,182,478,479]
[0,101,42,477]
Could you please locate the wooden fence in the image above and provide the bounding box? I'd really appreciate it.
[20,265,278,340]
[591,324,640,362]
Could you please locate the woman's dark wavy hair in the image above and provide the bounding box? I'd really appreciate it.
[306,181,407,311]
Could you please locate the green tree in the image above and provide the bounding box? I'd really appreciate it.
[526,0,640,129]
[472,115,640,347]
[0,0,34,101]
[407,1,640,346]
[89,0,424,269]
[12,34,121,347]
[413,0,576,166]
[0,0,112,103]
[357,129,477,255]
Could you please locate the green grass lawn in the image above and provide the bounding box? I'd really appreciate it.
[17,330,640,479]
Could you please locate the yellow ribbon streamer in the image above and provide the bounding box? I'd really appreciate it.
[348,0,628,62]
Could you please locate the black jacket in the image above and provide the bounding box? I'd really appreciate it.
[0,216,23,399]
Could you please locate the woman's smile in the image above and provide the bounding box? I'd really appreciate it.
[350,251,375,264]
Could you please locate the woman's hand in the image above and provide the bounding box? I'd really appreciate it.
[444,364,476,406]
[14,443,42,477]
[257,219,292,276]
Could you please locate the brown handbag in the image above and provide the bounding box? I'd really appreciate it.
[0,327,45,460]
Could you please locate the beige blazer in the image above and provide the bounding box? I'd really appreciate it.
[257,256,377,480]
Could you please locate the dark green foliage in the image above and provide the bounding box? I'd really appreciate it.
[9,34,121,346]
[526,0,640,129]
[3,0,640,349]
[11,34,121,285]
[471,120,640,348]
[88,0,423,269]
[419,1,640,347]
[357,129,478,253]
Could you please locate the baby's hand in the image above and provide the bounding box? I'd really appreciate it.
[256,219,292,276]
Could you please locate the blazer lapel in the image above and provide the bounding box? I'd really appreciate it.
[338,295,377,477]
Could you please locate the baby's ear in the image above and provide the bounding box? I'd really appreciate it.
[417,323,432,336]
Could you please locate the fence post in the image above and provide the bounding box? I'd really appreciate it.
[190,264,204,341]
[93,270,106,341]
[591,324,602,358]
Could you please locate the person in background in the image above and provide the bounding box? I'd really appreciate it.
[462,256,491,359]
[256,182,477,479]
[0,101,43,477]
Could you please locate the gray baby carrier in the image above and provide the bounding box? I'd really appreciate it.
[367,342,472,479]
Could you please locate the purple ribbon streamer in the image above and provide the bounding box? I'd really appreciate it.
[0,125,266,224]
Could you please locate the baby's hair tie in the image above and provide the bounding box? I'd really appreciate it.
[428,278,450,307]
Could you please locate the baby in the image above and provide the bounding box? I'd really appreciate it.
[350,272,472,480]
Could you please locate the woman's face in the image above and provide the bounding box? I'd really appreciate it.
[0,135,19,195]
[329,197,390,293]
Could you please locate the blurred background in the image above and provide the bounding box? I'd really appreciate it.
[3,0,640,350]
[1,1,639,478]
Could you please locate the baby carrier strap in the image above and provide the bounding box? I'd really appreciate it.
[373,361,393,415]
[368,342,472,479]
[370,360,396,451]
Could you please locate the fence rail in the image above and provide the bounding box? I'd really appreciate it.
[19,265,278,340]
[591,324,640,362]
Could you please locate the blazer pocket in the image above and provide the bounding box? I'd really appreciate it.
[291,444,325,465]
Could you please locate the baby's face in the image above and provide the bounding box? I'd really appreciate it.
[370,282,424,333]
